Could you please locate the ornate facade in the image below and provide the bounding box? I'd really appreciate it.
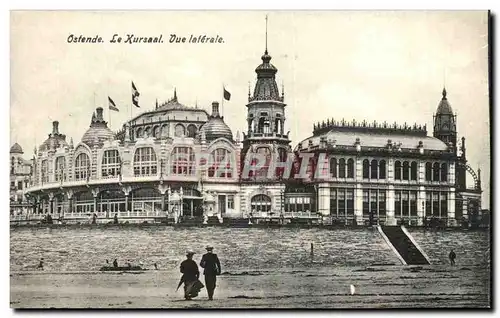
[12,44,483,226]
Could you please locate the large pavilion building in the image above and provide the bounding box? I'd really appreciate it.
[12,42,483,226]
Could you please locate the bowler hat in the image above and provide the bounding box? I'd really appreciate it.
[205,245,214,250]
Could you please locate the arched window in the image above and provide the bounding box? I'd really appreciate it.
[330,158,337,178]
[433,162,440,182]
[347,158,354,178]
[160,124,169,138]
[425,162,432,181]
[41,159,49,183]
[153,126,160,138]
[370,159,378,179]
[174,124,185,137]
[208,148,233,178]
[144,126,151,138]
[410,161,418,181]
[251,194,271,212]
[133,147,158,176]
[74,153,90,181]
[10,156,14,174]
[258,117,270,134]
[339,158,346,178]
[441,163,448,182]
[379,160,386,179]
[171,147,195,176]
[395,161,402,180]
[402,161,410,180]
[102,149,121,178]
[363,159,370,179]
[55,156,66,182]
[136,127,143,138]
[187,124,197,138]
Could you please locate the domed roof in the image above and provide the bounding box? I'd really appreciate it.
[81,107,115,148]
[39,121,69,152]
[436,88,453,115]
[10,143,23,154]
[255,51,278,74]
[199,102,233,141]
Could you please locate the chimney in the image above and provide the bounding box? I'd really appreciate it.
[52,121,59,135]
[211,101,220,117]
[96,107,104,121]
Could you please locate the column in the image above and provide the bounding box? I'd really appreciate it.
[448,188,456,227]
[317,183,330,216]
[355,157,362,182]
[158,183,168,214]
[417,186,425,226]
[91,187,100,213]
[122,186,132,213]
[386,185,396,225]
[387,158,394,181]
[355,183,363,225]
[48,193,54,215]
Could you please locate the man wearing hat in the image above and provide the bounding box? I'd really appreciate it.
[179,251,202,300]
[200,245,221,300]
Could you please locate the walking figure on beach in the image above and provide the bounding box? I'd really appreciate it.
[200,245,221,300]
[113,213,119,224]
[179,251,204,300]
[449,249,456,266]
[113,259,118,268]
[37,258,44,270]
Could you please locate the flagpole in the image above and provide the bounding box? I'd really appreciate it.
[221,84,224,117]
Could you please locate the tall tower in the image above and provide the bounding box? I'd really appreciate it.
[241,17,291,180]
[433,88,457,149]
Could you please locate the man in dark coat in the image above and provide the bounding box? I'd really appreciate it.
[200,245,221,300]
[449,249,456,266]
[180,251,202,300]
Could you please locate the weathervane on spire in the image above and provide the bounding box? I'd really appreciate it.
[265,14,268,54]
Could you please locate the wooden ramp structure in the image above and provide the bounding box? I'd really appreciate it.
[377,225,431,265]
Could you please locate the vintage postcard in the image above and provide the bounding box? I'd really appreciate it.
[10,11,491,309]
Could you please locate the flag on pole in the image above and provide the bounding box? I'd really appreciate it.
[223,87,231,101]
[108,96,119,112]
[132,82,140,107]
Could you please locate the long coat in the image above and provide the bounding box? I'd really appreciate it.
[200,253,221,276]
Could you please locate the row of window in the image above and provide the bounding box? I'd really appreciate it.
[332,188,449,218]
[327,158,448,182]
[10,180,28,190]
[134,123,199,139]
[38,147,235,183]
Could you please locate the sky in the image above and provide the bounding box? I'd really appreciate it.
[10,11,490,207]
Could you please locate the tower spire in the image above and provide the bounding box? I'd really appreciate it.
[265,14,268,54]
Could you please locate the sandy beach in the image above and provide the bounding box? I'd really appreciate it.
[10,264,490,309]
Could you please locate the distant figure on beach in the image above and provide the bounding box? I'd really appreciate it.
[127,260,132,268]
[154,262,159,270]
[113,213,119,224]
[449,249,456,266]
[37,258,44,270]
[200,245,221,300]
[92,213,97,224]
[113,259,118,268]
[105,259,109,265]
[46,213,53,224]
[179,251,203,300]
